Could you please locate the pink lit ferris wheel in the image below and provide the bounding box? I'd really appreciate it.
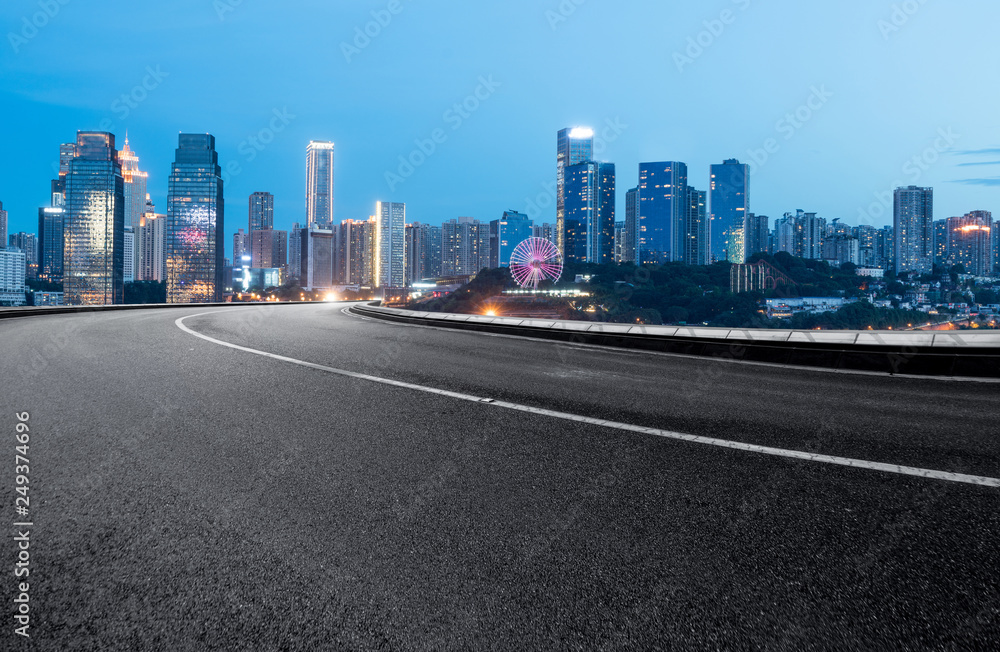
[509,237,563,290]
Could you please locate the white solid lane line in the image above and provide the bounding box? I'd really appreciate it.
[177,311,1000,489]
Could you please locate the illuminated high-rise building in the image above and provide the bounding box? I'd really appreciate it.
[637,161,688,265]
[685,186,709,266]
[442,217,489,277]
[744,213,770,259]
[489,211,533,268]
[404,222,442,282]
[306,141,335,229]
[289,222,304,280]
[710,159,750,263]
[137,200,166,282]
[37,207,64,282]
[166,134,224,303]
[233,228,249,269]
[556,127,594,257]
[117,135,148,229]
[894,186,933,275]
[947,211,993,276]
[375,201,405,287]
[564,162,616,265]
[63,132,124,306]
[7,232,38,279]
[336,218,376,286]
[249,192,274,231]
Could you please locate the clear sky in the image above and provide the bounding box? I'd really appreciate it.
[2,0,998,260]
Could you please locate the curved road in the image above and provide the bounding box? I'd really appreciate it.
[2,303,998,650]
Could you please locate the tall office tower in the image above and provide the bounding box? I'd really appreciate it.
[744,214,770,259]
[233,228,250,268]
[0,201,7,249]
[442,217,490,277]
[532,222,557,247]
[683,186,709,266]
[249,192,274,231]
[556,127,595,257]
[288,222,304,280]
[137,204,167,282]
[637,162,688,265]
[709,159,750,264]
[624,187,639,264]
[250,229,288,269]
[8,233,38,278]
[166,134,224,303]
[37,207,64,282]
[489,211,533,268]
[306,141,335,229]
[562,161,615,264]
[63,132,124,306]
[947,211,993,276]
[894,186,933,275]
[0,248,27,306]
[375,201,405,287]
[117,136,148,229]
[932,219,950,268]
[297,227,334,290]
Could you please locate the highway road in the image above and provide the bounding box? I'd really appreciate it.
[1,302,998,650]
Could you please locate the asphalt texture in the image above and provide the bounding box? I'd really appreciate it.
[1,302,998,650]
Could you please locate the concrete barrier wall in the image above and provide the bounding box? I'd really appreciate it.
[352,304,1000,379]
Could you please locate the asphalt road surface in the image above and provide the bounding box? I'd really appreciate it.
[2,302,998,650]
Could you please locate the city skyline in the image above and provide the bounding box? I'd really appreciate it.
[2,2,999,256]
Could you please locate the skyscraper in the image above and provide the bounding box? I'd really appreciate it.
[442,217,489,277]
[37,207,64,282]
[773,210,826,260]
[564,161,616,265]
[249,192,274,231]
[233,228,249,268]
[306,141,335,229]
[947,211,993,276]
[7,233,38,279]
[488,211,533,268]
[250,229,288,269]
[744,214,770,259]
[118,136,148,229]
[298,227,334,291]
[166,134,224,303]
[894,186,933,275]
[375,201,405,288]
[624,187,639,264]
[63,132,124,306]
[136,202,166,282]
[336,218,376,286]
[289,222,304,280]
[637,162,688,265]
[709,159,750,263]
[556,127,594,257]
[684,186,709,266]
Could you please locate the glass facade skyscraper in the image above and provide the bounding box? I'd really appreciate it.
[637,161,687,265]
[684,186,709,266]
[375,201,405,287]
[118,136,148,229]
[489,210,533,268]
[166,134,224,303]
[249,191,274,231]
[556,127,594,258]
[63,132,124,306]
[306,141,335,229]
[564,161,616,264]
[893,186,933,275]
[709,159,749,264]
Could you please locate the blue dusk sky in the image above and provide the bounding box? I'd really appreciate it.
[1,0,998,260]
